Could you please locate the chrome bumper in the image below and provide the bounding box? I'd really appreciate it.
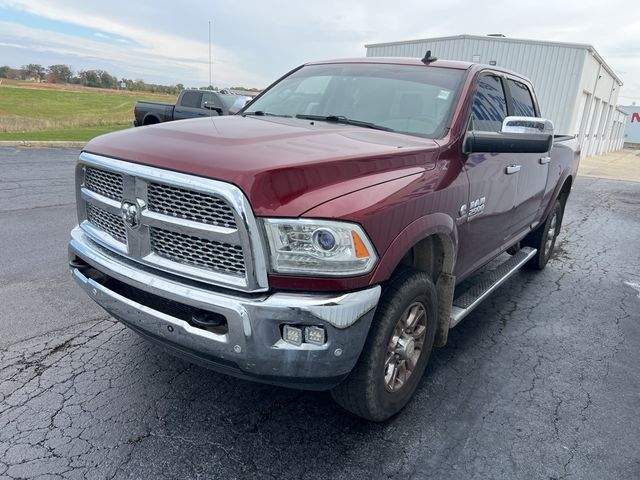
[69,227,380,390]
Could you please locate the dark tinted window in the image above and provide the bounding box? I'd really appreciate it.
[471,75,507,132]
[201,92,222,108]
[508,79,536,117]
[180,91,203,108]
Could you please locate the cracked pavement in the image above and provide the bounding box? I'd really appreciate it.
[1,147,639,479]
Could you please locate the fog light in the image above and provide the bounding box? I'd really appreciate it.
[304,326,326,345]
[283,325,302,346]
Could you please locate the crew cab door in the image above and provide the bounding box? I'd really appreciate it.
[174,91,209,120]
[202,92,224,116]
[459,74,518,274]
[504,78,550,234]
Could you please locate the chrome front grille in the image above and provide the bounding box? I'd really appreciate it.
[150,227,245,276]
[86,203,127,243]
[76,153,268,292]
[147,183,236,228]
[85,167,123,201]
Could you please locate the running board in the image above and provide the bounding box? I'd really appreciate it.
[450,247,537,328]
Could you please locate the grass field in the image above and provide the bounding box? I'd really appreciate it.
[0,124,132,141]
[0,80,175,141]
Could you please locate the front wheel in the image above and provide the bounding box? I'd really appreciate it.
[524,200,563,270]
[331,268,437,421]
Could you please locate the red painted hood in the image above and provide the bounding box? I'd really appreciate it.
[84,116,440,216]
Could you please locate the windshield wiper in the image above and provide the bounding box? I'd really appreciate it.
[243,111,292,118]
[295,114,394,132]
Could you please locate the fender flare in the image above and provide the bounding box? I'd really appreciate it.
[371,212,458,347]
[142,113,161,125]
[370,212,458,284]
[540,170,574,223]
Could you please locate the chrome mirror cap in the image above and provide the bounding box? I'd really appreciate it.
[501,116,554,135]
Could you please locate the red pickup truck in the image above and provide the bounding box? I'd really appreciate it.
[69,56,580,420]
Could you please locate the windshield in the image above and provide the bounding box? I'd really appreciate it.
[244,63,464,138]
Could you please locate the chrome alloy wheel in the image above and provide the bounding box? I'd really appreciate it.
[544,210,559,257]
[384,302,428,393]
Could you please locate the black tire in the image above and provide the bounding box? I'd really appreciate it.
[523,200,563,270]
[331,268,437,421]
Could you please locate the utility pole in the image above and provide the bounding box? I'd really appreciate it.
[208,20,212,88]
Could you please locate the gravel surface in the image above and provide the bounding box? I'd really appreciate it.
[1,148,639,479]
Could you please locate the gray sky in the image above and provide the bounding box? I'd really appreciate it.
[0,0,638,103]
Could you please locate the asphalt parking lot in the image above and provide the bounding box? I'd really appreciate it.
[1,147,639,479]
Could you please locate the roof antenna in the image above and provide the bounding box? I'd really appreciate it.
[421,50,438,64]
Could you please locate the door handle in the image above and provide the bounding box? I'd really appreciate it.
[539,156,551,165]
[505,165,521,175]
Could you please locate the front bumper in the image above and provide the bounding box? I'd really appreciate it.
[69,227,380,390]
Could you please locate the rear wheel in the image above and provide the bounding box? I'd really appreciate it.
[331,268,437,421]
[524,200,563,270]
[143,115,160,125]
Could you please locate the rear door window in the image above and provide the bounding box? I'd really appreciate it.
[507,79,536,117]
[471,75,507,132]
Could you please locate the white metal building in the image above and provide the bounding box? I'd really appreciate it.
[365,35,627,156]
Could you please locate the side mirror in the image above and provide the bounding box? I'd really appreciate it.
[203,102,223,114]
[464,116,554,154]
[229,96,252,115]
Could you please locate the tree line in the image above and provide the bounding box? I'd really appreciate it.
[0,64,186,95]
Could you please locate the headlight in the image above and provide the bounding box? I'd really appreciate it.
[262,218,378,276]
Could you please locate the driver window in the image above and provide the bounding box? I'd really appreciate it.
[201,92,220,109]
[470,75,507,132]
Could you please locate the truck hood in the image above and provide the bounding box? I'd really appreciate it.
[84,116,440,216]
